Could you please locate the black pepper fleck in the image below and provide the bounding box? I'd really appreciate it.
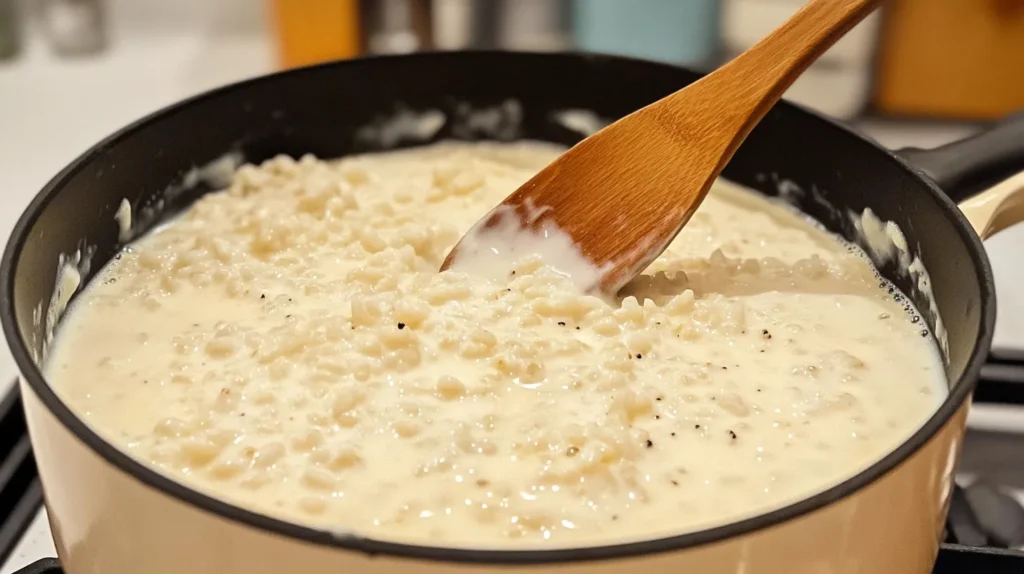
[612,515,619,521]
[636,353,643,359]
[761,329,772,340]
[260,294,266,299]
[645,439,654,448]
[558,321,566,326]
[575,326,580,330]
[656,397,663,401]
[655,415,661,420]
[695,424,700,429]
[727,430,737,440]
[671,480,679,486]
[671,432,677,437]
[397,322,406,330]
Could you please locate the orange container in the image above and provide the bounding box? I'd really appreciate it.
[270,0,361,70]
[874,0,1024,120]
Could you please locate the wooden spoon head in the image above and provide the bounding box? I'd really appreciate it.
[440,0,883,294]
[440,104,732,295]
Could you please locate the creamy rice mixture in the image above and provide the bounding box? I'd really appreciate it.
[46,141,945,548]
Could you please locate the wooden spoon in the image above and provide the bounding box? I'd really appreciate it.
[441,0,880,294]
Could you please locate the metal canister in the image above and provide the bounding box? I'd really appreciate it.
[364,0,432,55]
[0,0,21,60]
[42,0,108,57]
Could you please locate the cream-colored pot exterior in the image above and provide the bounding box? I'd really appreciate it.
[22,377,968,574]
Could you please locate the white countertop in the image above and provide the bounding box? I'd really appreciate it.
[1,23,1024,574]
[0,28,275,397]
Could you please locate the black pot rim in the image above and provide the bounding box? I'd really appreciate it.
[0,51,997,565]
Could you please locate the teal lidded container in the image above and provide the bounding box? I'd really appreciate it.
[572,0,720,68]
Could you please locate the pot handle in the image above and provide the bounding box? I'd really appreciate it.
[895,111,1024,202]
[957,169,1024,240]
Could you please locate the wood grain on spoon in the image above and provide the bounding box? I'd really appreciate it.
[441,0,880,295]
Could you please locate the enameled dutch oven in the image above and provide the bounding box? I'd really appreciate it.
[4,52,1024,574]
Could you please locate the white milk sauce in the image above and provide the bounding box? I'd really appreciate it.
[45,141,946,548]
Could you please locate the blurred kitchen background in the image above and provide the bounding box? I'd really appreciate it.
[2,0,1023,160]
[2,0,1024,117]
[2,0,1023,211]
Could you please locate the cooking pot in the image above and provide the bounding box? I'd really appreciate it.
[3,52,1024,574]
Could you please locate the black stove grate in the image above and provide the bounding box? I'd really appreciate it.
[973,353,1024,405]
[0,388,42,569]
[4,356,1024,573]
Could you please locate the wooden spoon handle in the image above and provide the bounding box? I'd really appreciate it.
[667,0,880,136]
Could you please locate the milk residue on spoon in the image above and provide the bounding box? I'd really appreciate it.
[447,199,609,293]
